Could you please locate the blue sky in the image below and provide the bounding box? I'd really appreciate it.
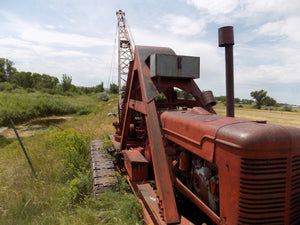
[0,0,299,105]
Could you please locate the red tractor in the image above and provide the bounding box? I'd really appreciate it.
[110,26,300,225]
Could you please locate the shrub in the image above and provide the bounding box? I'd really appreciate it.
[51,129,90,179]
[0,82,14,91]
[63,171,92,204]
[282,106,293,112]
[26,88,35,93]
[98,92,109,101]
[47,129,92,203]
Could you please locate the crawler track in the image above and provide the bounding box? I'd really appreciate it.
[90,140,118,197]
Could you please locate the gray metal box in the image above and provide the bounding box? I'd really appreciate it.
[150,54,200,79]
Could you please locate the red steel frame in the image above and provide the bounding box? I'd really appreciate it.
[112,44,300,225]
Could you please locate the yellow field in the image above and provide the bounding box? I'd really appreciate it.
[214,104,300,128]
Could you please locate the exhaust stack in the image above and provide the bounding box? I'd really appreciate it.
[218,26,235,117]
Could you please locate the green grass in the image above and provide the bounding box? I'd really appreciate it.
[214,103,300,128]
[0,94,142,225]
[1,92,299,225]
[0,89,100,126]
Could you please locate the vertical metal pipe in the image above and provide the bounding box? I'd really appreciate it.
[218,26,235,117]
[225,45,234,117]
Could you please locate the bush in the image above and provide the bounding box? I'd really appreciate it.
[282,106,293,112]
[98,92,109,101]
[47,129,92,203]
[26,88,35,93]
[63,171,92,204]
[0,82,14,91]
[50,129,90,179]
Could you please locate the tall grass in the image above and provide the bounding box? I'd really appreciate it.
[0,94,142,225]
[0,89,99,126]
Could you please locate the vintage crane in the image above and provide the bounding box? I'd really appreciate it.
[116,10,134,117]
[109,11,300,225]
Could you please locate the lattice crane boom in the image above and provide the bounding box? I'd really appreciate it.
[116,10,134,116]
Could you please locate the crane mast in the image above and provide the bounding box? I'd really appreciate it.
[116,10,134,116]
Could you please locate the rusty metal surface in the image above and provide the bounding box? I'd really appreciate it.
[112,40,300,225]
[144,100,180,223]
[202,90,216,107]
[216,121,297,151]
[219,26,234,117]
[90,140,118,197]
[214,122,300,224]
[124,149,148,163]
[174,178,221,224]
[128,179,194,225]
[215,146,300,224]
[119,45,180,224]
[123,150,149,182]
[160,108,246,162]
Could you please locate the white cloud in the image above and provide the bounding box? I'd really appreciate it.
[187,0,239,16]
[0,10,112,48]
[257,17,300,42]
[162,14,206,36]
[187,0,300,26]
[0,10,114,86]
[18,27,112,47]
[242,0,300,16]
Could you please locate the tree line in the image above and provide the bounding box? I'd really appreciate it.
[0,58,118,95]
[1,58,281,109]
[215,90,279,109]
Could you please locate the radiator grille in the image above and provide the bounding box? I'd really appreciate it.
[238,158,287,225]
[290,155,300,225]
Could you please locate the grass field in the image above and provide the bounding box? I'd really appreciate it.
[0,89,100,127]
[214,103,300,128]
[0,93,299,224]
[0,94,142,225]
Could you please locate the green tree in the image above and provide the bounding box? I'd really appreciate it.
[0,58,6,82]
[240,99,254,105]
[5,59,17,82]
[95,82,104,92]
[13,71,33,88]
[109,83,118,94]
[234,98,241,104]
[263,96,277,107]
[250,90,267,109]
[32,73,59,89]
[61,74,72,92]
[0,58,17,82]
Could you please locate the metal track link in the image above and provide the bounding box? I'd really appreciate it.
[90,140,119,197]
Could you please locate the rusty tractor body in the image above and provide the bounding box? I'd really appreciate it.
[110,28,300,224]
